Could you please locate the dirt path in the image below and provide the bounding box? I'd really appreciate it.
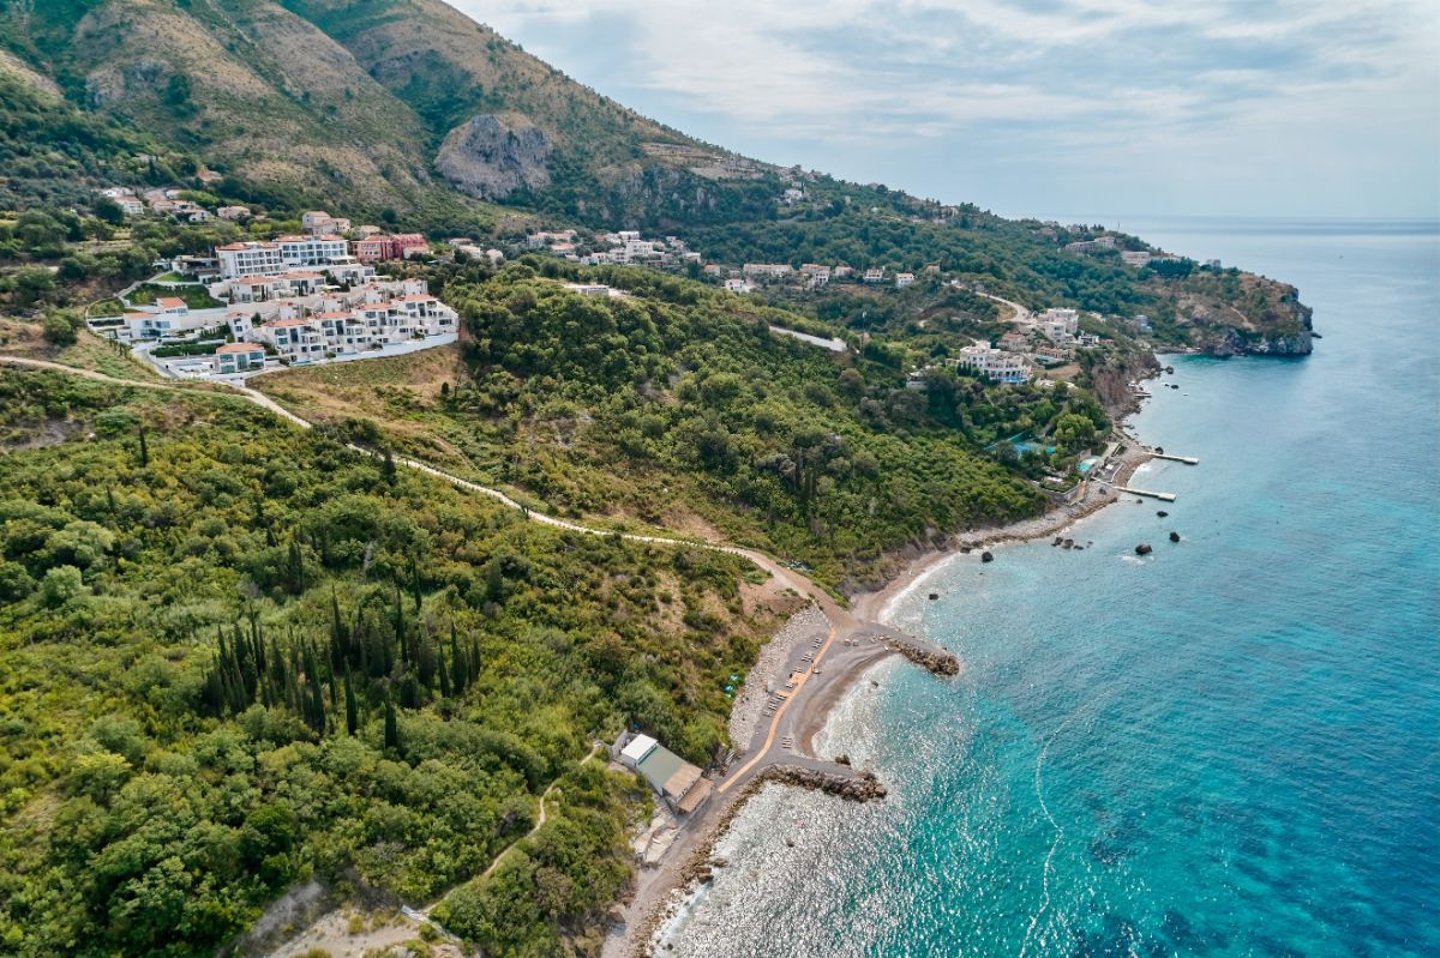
[467,742,604,891]
[2,355,982,958]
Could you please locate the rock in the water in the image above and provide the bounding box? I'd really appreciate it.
[1135,543,1153,555]
[1053,536,1063,546]
[928,592,939,600]
[1155,446,1165,455]
[1169,531,1181,542]
[980,551,994,563]
[1157,510,1169,518]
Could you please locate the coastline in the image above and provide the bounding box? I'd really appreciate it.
[608,379,1163,958]
[609,457,1160,956]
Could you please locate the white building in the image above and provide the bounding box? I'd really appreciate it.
[276,235,349,269]
[614,732,711,815]
[742,263,793,279]
[1039,308,1080,342]
[895,272,915,288]
[216,242,286,280]
[724,278,755,294]
[955,343,1031,384]
[863,268,885,283]
[123,298,212,341]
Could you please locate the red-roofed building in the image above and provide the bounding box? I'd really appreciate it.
[214,341,267,374]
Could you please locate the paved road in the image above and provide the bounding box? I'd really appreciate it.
[977,290,1034,325]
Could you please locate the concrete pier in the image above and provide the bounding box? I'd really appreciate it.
[1153,453,1200,464]
[1118,486,1177,502]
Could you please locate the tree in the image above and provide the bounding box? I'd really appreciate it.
[94,196,126,224]
[383,693,400,751]
[40,564,85,607]
[344,668,358,735]
[41,312,78,347]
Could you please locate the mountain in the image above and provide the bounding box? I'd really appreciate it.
[0,0,781,225]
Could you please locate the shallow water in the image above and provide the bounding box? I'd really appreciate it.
[659,218,1440,957]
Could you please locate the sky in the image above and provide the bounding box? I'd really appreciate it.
[447,0,1440,221]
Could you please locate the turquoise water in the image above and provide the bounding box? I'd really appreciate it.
[661,219,1440,957]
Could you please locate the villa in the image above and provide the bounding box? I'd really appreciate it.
[955,343,1031,384]
[214,342,267,375]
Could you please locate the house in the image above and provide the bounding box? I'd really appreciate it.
[352,233,428,263]
[214,342,266,374]
[123,300,205,341]
[955,343,1031,383]
[832,265,853,279]
[110,195,145,216]
[217,206,251,221]
[1064,235,1118,254]
[301,211,352,236]
[1039,308,1079,342]
[742,263,793,279]
[999,330,1029,351]
[171,255,220,279]
[863,268,885,283]
[895,272,915,288]
[1120,251,1152,268]
[799,264,831,287]
[723,278,755,294]
[781,188,806,204]
[614,732,712,815]
[251,317,328,364]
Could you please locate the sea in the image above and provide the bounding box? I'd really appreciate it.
[657,217,1440,957]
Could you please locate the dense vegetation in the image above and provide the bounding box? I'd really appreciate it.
[261,264,1120,587]
[0,371,771,956]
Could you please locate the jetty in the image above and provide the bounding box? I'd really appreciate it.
[1118,486,1177,502]
[1152,453,1200,464]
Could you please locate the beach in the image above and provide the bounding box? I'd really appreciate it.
[603,417,1161,958]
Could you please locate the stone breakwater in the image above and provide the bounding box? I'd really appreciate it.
[756,765,889,802]
[891,638,961,677]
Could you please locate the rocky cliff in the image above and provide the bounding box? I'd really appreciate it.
[436,113,552,199]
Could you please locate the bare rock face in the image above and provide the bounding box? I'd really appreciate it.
[437,113,552,199]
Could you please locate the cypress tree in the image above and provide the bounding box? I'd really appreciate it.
[381,448,397,486]
[449,624,467,694]
[344,667,358,735]
[437,646,451,698]
[287,539,305,594]
[301,641,324,732]
[383,693,399,751]
[137,425,148,468]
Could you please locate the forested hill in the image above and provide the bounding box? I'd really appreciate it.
[0,0,780,226]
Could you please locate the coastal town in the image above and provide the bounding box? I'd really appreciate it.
[83,188,1140,393]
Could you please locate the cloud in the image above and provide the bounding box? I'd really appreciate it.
[446,0,1440,215]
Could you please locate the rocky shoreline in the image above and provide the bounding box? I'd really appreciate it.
[613,366,1167,958]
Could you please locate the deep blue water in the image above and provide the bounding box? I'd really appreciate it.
[660,218,1440,957]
